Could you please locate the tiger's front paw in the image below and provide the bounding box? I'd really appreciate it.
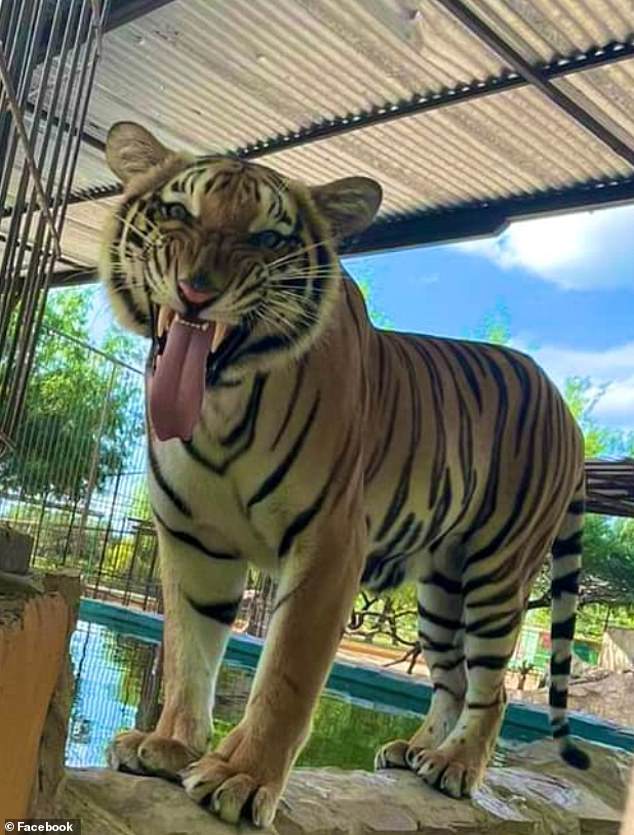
[107,729,199,781]
[181,724,288,828]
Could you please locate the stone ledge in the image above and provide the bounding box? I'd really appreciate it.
[60,740,631,834]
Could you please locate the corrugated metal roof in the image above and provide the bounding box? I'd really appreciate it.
[5,0,633,279]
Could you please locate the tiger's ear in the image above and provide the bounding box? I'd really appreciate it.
[310,177,382,238]
[105,122,172,183]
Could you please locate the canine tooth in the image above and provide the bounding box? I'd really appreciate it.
[211,322,229,353]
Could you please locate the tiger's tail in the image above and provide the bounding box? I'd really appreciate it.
[548,482,591,770]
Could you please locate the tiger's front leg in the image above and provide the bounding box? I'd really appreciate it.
[108,523,247,780]
[182,509,366,828]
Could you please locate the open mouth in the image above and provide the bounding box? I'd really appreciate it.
[149,305,234,443]
[156,306,232,355]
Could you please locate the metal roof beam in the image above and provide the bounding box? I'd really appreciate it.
[435,0,634,170]
[45,176,634,284]
[345,176,634,256]
[233,40,634,160]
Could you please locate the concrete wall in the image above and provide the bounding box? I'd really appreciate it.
[601,628,634,672]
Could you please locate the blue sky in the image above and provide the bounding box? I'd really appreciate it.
[344,203,634,432]
[89,201,634,432]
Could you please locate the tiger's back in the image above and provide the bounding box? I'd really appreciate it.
[360,297,584,596]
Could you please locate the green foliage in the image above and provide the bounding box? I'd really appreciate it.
[564,376,634,457]
[348,259,394,329]
[0,288,145,501]
[468,302,512,346]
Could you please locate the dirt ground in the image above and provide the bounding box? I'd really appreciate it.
[336,639,634,728]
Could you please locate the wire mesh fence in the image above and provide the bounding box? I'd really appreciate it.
[0,324,162,609]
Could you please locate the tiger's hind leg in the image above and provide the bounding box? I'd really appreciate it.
[410,546,529,798]
[375,568,466,770]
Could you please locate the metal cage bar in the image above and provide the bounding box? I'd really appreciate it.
[0,0,107,454]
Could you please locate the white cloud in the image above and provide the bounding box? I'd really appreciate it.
[519,340,634,431]
[458,203,634,290]
[594,377,634,428]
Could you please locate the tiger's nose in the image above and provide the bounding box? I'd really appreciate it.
[178,276,218,305]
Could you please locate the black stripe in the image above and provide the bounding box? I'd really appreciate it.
[552,722,570,739]
[466,608,518,635]
[409,341,446,507]
[444,341,483,411]
[467,698,503,710]
[463,558,516,601]
[550,655,572,677]
[418,631,455,653]
[271,360,306,450]
[221,374,267,447]
[552,531,583,559]
[474,610,523,640]
[431,655,465,672]
[153,510,237,560]
[422,468,453,549]
[248,392,320,511]
[551,615,576,641]
[433,682,461,699]
[364,383,399,484]
[344,281,363,345]
[568,499,585,514]
[552,569,580,598]
[187,595,241,625]
[183,375,267,475]
[460,350,509,542]
[148,442,192,518]
[549,685,567,709]
[277,429,350,557]
[418,603,462,631]
[421,571,462,595]
[466,654,510,670]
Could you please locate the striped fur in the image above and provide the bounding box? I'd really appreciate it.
[101,122,589,826]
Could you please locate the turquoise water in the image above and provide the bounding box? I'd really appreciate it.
[68,605,634,770]
[66,619,429,770]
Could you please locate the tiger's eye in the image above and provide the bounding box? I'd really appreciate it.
[165,203,189,221]
[248,230,284,249]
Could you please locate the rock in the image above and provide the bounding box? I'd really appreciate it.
[0,570,80,818]
[518,670,634,728]
[59,739,630,834]
[0,524,34,574]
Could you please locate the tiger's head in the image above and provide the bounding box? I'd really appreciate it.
[100,122,382,441]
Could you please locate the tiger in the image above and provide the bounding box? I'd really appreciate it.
[101,121,590,828]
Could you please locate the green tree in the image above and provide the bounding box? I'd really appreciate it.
[468,302,512,346]
[0,288,145,500]
[347,259,394,329]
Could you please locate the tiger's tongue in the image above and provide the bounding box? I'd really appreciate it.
[150,317,214,441]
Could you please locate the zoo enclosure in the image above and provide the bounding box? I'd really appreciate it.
[2,0,634,663]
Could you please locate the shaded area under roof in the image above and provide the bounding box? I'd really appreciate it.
[4,0,634,284]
